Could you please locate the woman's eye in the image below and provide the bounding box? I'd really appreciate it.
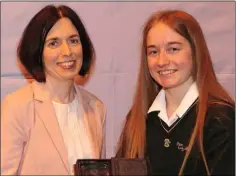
[48,40,59,48]
[69,38,80,44]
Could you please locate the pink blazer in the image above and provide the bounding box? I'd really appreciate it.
[1,81,106,175]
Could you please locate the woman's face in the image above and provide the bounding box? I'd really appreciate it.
[43,17,83,82]
[146,22,194,91]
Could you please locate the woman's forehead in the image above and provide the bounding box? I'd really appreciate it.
[45,17,79,40]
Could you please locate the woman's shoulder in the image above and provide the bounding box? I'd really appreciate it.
[75,85,106,123]
[2,83,34,106]
[74,84,104,108]
[1,83,34,126]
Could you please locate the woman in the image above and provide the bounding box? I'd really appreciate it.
[116,10,235,175]
[1,5,106,175]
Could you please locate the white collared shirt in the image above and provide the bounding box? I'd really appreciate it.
[148,82,199,127]
[52,96,93,174]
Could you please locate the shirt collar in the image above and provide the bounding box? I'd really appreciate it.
[175,82,199,118]
[148,82,199,126]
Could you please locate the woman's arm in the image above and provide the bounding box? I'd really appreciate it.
[101,103,106,159]
[1,95,27,175]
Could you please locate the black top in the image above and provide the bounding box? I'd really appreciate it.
[146,100,235,175]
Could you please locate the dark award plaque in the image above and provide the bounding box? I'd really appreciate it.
[74,159,111,176]
[74,157,148,176]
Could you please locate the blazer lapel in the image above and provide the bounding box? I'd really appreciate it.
[74,85,101,159]
[82,102,100,158]
[32,82,70,173]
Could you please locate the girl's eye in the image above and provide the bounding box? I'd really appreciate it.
[147,50,159,56]
[167,47,180,53]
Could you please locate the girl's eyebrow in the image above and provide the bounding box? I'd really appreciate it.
[166,41,182,45]
[147,41,182,49]
[146,45,156,49]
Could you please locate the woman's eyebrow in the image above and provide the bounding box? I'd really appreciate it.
[45,37,59,43]
[69,34,79,38]
[45,34,79,43]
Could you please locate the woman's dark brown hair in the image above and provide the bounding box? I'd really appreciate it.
[17,5,95,82]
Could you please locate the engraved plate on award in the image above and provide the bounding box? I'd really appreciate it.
[74,159,111,176]
[74,158,149,176]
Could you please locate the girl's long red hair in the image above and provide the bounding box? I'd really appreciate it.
[116,10,234,175]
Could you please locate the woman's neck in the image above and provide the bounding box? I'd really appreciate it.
[45,76,75,104]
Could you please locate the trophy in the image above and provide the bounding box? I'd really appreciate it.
[74,157,149,176]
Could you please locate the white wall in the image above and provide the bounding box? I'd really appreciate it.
[1,2,235,158]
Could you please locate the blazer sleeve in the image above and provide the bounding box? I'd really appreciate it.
[100,103,107,159]
[1,95,28,175]
[204,104,235,175]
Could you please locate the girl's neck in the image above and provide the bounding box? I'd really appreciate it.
[164,77,194,118]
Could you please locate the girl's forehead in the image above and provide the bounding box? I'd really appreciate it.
[146,23,186,47]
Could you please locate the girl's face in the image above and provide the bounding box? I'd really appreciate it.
[146,22,194,91]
